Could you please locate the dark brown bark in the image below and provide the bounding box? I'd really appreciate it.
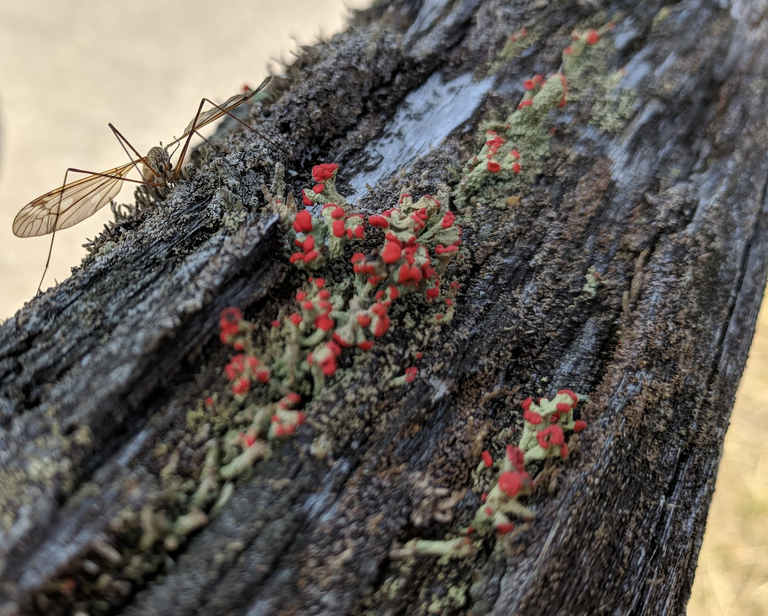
[1,1,767,615]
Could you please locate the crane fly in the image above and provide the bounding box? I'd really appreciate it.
[13,76,277,292]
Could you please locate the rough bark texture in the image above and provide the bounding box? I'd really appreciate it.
[1,0,767,615]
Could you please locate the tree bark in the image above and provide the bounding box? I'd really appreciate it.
[1,0,767,615]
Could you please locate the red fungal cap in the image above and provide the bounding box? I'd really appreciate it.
[586,29,600,45]
[220,307,243,334]
[293,210,313,233]
[523,409,542,425]
[426,287,440,299]
[371,302,387,317]
[302,193,313,206]
[556,402,571,413]
[289,313,302,326]
[256,368,271,383]
[563,45,573,55]
[356,314,372,327]
[574,420,587,432]
[523,79,535,90]
[312,184,324,194]
[506,445,525,470]
[398,264,422,284]
[481,450,493,468]
[537,425,565,449]
[517,99,533,110]
[286,392,302,404]
[441,211,456,228]
[232,377,250,395]
[484,506,494,517]
[312,163,339,182]
[271,320,281,328]
[521,397,533,411]
[511,162,521,174]
[510,149,520,159]
[295,291,306,301]
[487,160,501,173]
[557,389,578,405]
[496,522,515,535]
[320,355,337,377]
[368,215,389,228]
[332,219,346,237]
[358,340,374,351]
[302,300,314,311]
[315,314,335,331]
[372,314,390,338]
[205,396,214,408]
[498,472,523,497]
[532,74,543,85]
[405,367,418,382]
[326,204,344,218]
[382,241,402,264]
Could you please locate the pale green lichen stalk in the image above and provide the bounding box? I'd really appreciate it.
[391,389,588,560]
[452,73,566,207]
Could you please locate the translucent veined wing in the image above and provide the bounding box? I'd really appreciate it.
[175,76,272,143]
[12,162,136,238]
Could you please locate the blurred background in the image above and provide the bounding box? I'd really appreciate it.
[0,1,764,613]
[0,0,370,307]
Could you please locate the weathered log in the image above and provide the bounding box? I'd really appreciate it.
[1,1,767,615]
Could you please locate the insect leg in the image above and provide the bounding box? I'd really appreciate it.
[197,98,286,153]
[38,168,147,294]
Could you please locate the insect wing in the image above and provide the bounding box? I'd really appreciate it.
[13,162,136,238]
[178,76,272,139]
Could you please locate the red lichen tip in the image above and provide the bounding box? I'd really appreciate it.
[232,377,250,395]
[523,409,542,425]
[496,522,515,535]
[481,450,493,468]
[311,162,339,182]
[557,389,578,405]
[487,160,501,173]
[586,29,600,45]
[293,210,313,233]
[498,471,523,497]
[219,307,243,335]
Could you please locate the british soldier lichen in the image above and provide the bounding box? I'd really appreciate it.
[391,390,588,560]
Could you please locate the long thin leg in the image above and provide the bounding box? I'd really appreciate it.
[38,168,148,294]
[175,98,286,174]
[198,98,286,153]
[109,124,152,184]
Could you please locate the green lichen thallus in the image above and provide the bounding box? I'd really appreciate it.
[13,76,278,293]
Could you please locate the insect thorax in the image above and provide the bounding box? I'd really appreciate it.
[143,146,174,185]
